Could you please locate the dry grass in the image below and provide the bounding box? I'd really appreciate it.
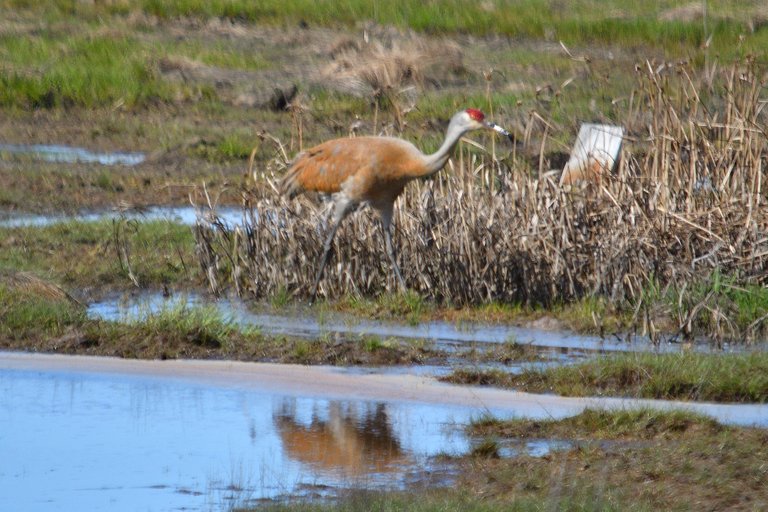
[321,25,465,97]
[0,270,82,307]
[195,59,768,341]
[319,26,465,129]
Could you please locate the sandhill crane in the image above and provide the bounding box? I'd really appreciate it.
[280,108,511,302]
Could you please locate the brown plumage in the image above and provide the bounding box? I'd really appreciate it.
[280,109,511,302]
[280,137,423,202]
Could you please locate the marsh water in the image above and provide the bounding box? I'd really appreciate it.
[3,265,764,512]
[0,354,559,512]
[3,350,768,512]
[0,142,145,166]
[4,289,768,511]
[86,291,736,358]
[0,205,244,229]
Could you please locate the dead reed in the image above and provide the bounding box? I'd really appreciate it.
[195,60,768,340]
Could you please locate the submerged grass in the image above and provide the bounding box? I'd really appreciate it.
[444,351,768,403]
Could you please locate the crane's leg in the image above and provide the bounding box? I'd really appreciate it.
[310,198,354,304]
[378,203,406,292]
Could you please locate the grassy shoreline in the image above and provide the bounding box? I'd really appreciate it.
[3,250,768,404]
[443,351,768,403]
[0,279,443,365]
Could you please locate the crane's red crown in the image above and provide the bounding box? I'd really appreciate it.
[465,108,485,122]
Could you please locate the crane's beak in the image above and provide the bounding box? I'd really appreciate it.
[486,121,514,142]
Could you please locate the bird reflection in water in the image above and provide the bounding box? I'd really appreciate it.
[274,399,410,478]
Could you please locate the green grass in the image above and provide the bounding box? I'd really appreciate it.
[270,286,292,308]
[191,132,256,162]
[637,271,768,341]
[54,0,751,54]
[0,283,85,339]
[164,38,269,71]
[309,89,374,122]
[87,0,741,51]
[0,219,199,290]
[0,276,248,351]
[0,33,173,108]
[331,290,430,325]
[0,0,763,116]
[445,351,768,403]
[0,22,269,109]
[120,301,254,350]
[0,274,440,364]
[680,273,768,338]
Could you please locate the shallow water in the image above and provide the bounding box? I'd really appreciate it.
[2,351,768,512]
[86,290,729,358]
[0,142,145,166]
[0,206,244,228]
[86,291,599,373]
[0,362,475,511]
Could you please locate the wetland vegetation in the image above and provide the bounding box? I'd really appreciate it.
[444,351,768,403]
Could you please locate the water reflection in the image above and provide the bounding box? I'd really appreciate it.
[0,362,473,512]
[274,400,409,479]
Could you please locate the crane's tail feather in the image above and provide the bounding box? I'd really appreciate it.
[278,156,306,198]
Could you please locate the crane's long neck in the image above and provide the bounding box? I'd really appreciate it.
[420,121,468,178]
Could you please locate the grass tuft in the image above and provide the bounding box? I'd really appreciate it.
[469,407,724,441]
[0,281,85,339]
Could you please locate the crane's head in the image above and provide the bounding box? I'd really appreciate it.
[459,109,513,141]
